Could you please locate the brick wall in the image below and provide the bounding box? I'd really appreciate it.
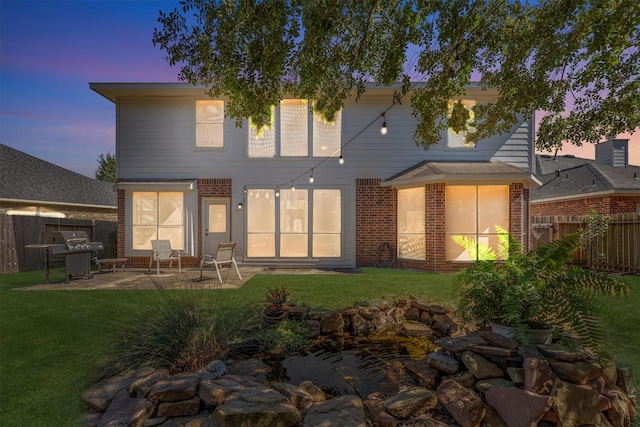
[196,179,232,258]
[355,179,397,266]
[530,195,640,216]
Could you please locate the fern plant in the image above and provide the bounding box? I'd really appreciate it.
[456,231,628,355]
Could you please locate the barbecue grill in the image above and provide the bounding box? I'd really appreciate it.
[43,231,104,283]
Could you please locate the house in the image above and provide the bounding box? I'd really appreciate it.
[90,83,540,272]
[531,138,640,216]
[0,144,117,220]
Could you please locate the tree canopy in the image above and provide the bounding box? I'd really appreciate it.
[95,152,116,182]
[153,0,639,151]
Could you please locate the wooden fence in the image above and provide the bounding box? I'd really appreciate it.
[531,213,640,273]
[0,214,117,273]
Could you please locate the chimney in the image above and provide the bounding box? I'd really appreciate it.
[595,138,629,168]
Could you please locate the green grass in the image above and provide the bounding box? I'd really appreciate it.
[0,267,636,426]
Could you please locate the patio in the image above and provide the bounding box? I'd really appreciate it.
[16,266,356,291]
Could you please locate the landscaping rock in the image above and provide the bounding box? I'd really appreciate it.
[523,357,557,395]
[475,378,515,394]
[482,405,508,427]
[603,387,633,427]
[383,386,438,419]
[537,344,591,362]
[272,382,315,410]
[507,367,525,385]
[83,368,155,412]
[98,391,154,427]
[303,395,366,427]
[320,311,345,334]
[226,358,271,383]
[436,379,486,427]
[198,378,246,406]
[426,351,460,374]
[431,313,456,335]
[433,334,484,353]
[157,396,201,417]
[479,331,519,350]
[305,319,321,337]
[405,359,440,389]
[129,368,170,398]
[548,360,603,385]
[214,387,301,427]
[148,372,200,402]
[299,380,326,402]
[445,371,477,389]
[401,322,433,338]
[201,360,226,378]
[461,351,504,379]
[351,313,373,335]
[404,307,421,321]
[363,399,398,427]
[551,379,601,426]
[485,386,552,427]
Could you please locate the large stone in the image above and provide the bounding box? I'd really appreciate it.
[551,379,601,427]
[405,360,440,389]
[303,395,366,427]
[98,391,154,427]
[507,367,525,385]
[467,344,519,358]
[299,380,326,402]
[320,311,345,334]
[401,321,433,337]
[226,358,271,383]
[461,351,505,379]
[83,368,155,412]
[214,387,301,427]
[603,387,633,427]
[363,399,398,427]
[523,357,557,395]
[482,405,508,427]
[129,368,171,398]
[426,351,460,374]
[485,386,552,427]
[475,378,515,394]
[383,386,438,419]
[351,313,374,336]
[272,383,315,410]
[549,360,603,385]
[615,361,637,396]
[444,371,477,389]
[479,331,520,350]
[434,334,485,353]
[404,307,421,321]
[537,345,590,362]
[148,372,200,402]
[198,378,246,406]
[157,396,201,417]
[432,313,456,335]
[436,379,486,427]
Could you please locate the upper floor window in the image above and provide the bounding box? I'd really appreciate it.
[248,100,341,158]
[447,100,476,148]
[196,100,224,148]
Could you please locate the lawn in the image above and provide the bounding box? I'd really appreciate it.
[0,267,637,426]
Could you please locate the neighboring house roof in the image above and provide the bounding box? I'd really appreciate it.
[531,154,640,202]
[0,144,117,208]
[381,161,541,188]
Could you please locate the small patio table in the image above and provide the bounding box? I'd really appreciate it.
[96,258,128,273]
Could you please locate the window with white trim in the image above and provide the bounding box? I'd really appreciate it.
[246,188,341,258]
[445,185,509,260]
[248,100,341,158]
[447,99,476,148]
[397,187,426,259]
[195,100,224,148]
[132,192,184,250]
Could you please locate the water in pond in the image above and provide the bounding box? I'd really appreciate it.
[272,332,437,399]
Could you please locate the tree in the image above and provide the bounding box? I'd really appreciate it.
[153,0,639,151]
[95,152,116,182]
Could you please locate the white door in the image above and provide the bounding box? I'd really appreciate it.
[203,199,230,255]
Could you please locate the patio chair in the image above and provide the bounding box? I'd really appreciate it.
[200,241,242,283]
[148,240,182,275]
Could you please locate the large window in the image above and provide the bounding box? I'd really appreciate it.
[445,185,509,261]
[246,188,341,258]
[397,187,426,259]
[447,99,476,148]
[248,100,341,158]
[196,100,224,148]
[132,192,184,250]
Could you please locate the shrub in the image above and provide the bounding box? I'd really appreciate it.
[249,320,310,357]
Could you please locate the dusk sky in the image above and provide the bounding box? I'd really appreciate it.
[1,0,637,178]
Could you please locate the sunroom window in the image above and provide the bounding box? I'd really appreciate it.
[195,100,224,148]
[445,185,509,260]
[447,99,476,148]
[397,187,426,259]
[132,192,184,250]
[246,188,341,258]
[248,100,341,158]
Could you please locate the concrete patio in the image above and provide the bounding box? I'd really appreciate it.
[17,265,358,291]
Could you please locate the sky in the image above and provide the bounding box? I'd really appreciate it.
[1,0,638,178]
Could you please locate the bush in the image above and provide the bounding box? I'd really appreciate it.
[249,319,310,357]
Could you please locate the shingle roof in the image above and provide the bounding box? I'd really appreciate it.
[382,161,540,187]
[532,154,640,201]
[0,144,117,207]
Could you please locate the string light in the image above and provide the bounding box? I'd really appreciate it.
[380,112,387,135]
[291,181,295,191]
[275,186,280,197]
[339,154,344,165]
[309,168,314,183]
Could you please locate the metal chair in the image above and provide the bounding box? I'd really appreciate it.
[200,241,242,283]
[148,240,182,275]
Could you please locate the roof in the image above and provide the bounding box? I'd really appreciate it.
[0,144,117,208]
[531,154,640,202]
[381,161,541,188]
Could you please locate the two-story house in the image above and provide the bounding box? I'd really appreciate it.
[90,82,540,272]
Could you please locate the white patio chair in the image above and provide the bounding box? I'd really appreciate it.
[148,240,182,275]
[200,241,242,283]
